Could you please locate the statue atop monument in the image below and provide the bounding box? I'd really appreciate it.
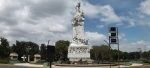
[76,2,81,13]
[71,2,88,45]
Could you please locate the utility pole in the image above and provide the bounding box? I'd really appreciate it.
[117,27,120,68]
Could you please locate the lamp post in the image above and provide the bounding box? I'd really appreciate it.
[26,45,31,62]
[104,40,111,68]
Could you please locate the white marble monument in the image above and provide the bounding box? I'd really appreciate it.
[68,2,91,63]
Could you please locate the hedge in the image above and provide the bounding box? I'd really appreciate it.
[0,59,9,64]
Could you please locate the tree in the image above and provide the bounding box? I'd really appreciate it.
[111,49,119,60]
[99,45,110,60]
[14,41,27,60]
[40,44,47,60]
[0,37,11,59]
[55,40,70,61]
[14,41,39,61]
[11,44,16,53]
[91,46,101,60]
[127,52,140,60]
[142,51,148,59]
[90,45,110,63]
[27,41,39,61]
[122,52,128,60]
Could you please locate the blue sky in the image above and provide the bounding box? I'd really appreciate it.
[0,0,150,52]
[83,0,150,51]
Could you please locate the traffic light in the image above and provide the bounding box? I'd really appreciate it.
[109,27,118,44]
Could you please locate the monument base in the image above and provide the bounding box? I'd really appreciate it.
[67,43,93,64]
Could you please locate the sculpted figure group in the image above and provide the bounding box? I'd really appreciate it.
[71,2,88,45]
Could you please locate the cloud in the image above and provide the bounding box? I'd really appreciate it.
[129,21,135,27]
[110,33,150,52]
[125,21,135,28]
[29,0,67,19]
[82,2,100,18]
[0,0,75,45]
[99,5,121,24]
[97,25,104,28]
[0,0,149,53]
[139,0,150,15]
[135,0,150,26]
[0,0,113,46]
[110,40,150,52]
[122,40,149,52]
[85,32,107,45]
[82,2,121,24]
[118,33,126,40]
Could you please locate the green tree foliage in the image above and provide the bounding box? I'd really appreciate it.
[91,45,135,62]
[111,49,124,60]
[40,44,47,60]
[99,45,110,60]
[111,49,119,60]
[13,41,39,61]
[0,37,11,59]
[142,51,148,59]
[28,41,39,61]
[55,40,70,61]
[90,45,110,62]
[13,41,26,60]
[122,52,128,60]
[1,37,150,62]
[11,44,16,52]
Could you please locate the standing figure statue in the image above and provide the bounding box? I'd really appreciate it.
[76,2,81,13]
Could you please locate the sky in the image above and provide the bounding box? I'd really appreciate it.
[0,0,150,52]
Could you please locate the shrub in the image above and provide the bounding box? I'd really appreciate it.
[35,60,46,64]
[143,60,148,63]
[142,60,150,64]
[0,59,9,64]
[19,61,27,63]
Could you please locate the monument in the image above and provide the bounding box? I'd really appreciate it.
[68,2,92,63]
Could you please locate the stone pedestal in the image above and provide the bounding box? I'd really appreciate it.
[68,43,93,63]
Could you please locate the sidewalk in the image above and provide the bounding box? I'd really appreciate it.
[52,64,143,68]
[119,63,143,68]
[14,63,43,67]
[14,63,143,68]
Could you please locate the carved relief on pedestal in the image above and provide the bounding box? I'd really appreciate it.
[68,47,90,53]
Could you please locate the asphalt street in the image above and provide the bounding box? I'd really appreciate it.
[1,64,150,68]
[0,64,41,68]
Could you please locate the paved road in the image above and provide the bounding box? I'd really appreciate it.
[1,64,150,68]
[0,64,41,68]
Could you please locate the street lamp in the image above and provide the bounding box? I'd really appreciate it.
[26,45,31,62]
[104,40,111,68]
